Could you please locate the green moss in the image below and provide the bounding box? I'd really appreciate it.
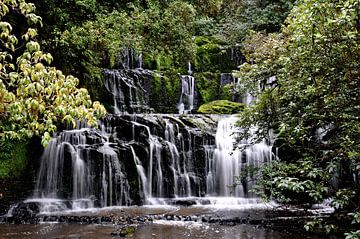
[194,36,237,72]
[194,72,220,103]
[0,140,29,179]
[149,71,180,113]
[198,100,244,114]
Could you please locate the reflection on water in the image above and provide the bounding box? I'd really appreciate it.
[0,205,336,238]
[0,222,304,239]
[136,221,298,239]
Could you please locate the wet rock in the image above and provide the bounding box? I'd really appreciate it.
[166,215,174,220]
[209,217,220,223]
[59,216,67,223]
[173,199,197,206]
[101,216,112,223]
[43,215,58,222]
[248,219,264,225]
[201,216,210,222]
[10,202,40,223]
[80,216,91,224]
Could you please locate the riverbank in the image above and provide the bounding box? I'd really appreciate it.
[1,203,350,238]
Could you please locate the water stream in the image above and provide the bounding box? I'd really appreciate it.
[14,112,273,214]
[0,61,336,238]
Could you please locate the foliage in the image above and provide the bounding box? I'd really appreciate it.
[198,100,244,114]
[194,72,220,103]
[189,0,223,17]
[235,0,360,236]
[304,218,337,234]
[220,84,236,101]
[0,0,106,146]
[46,1,197,100]
[25,0,296,104]
[345,231,360,239]
[148,71,180,113]
[42,1,196,70]
[0,139,28,179]
[215,0,295,43]
[194,36,239,72]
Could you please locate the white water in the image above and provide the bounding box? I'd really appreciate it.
[178,75,195,114]
[21,114,274,214]
[104,70,147,114]
[140,115,273,206]
[30,123,132,213]
[206,116,272,198]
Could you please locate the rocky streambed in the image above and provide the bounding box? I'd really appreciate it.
[0,203,340,239]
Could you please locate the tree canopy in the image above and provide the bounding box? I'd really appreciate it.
[236,0,360,236]
[0,0,106,146]
[1,0,359,236]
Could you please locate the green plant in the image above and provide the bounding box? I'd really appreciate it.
[235,0,360,236]
[0,0,106,146]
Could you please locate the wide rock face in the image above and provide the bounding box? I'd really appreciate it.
[32,114,219,210]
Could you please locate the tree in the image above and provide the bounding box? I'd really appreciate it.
[0,0,106,146]
[236,0,360,235]
[216,0,295,43]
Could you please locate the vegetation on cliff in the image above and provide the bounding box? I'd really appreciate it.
[198,100,244,114]
[27,0,295,101]
[236,0,360,236]
[0,0,359,237]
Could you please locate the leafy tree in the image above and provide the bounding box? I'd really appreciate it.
[0,0,106,146]
[236,0,360,235]
[216,0,295,43]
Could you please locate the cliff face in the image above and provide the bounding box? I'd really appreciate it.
[31,114,219,208]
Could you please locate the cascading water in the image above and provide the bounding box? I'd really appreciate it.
[118,48,143,70]
[21,112,274,214]
[10,53,275,213]
[206,116,273,199]
[178,63,195,114]
[233,77,256,105]
[104,69,151,114]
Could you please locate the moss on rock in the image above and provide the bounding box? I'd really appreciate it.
[0,140,29,179]
[198,100,244,114]
[194,72,220,104]
[194,36,240,73]
[149,70,181,113]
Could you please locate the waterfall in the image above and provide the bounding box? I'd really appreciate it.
[31,123,133,213]
[187,61,192,75]
[104,69,150,114]
[118,48,143,69]
[164,119,195,197]
[233,78,256,105]
[21,113,274,213]
[138,53,143,69]
[178,75,195,114]
[206,116,272,198]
